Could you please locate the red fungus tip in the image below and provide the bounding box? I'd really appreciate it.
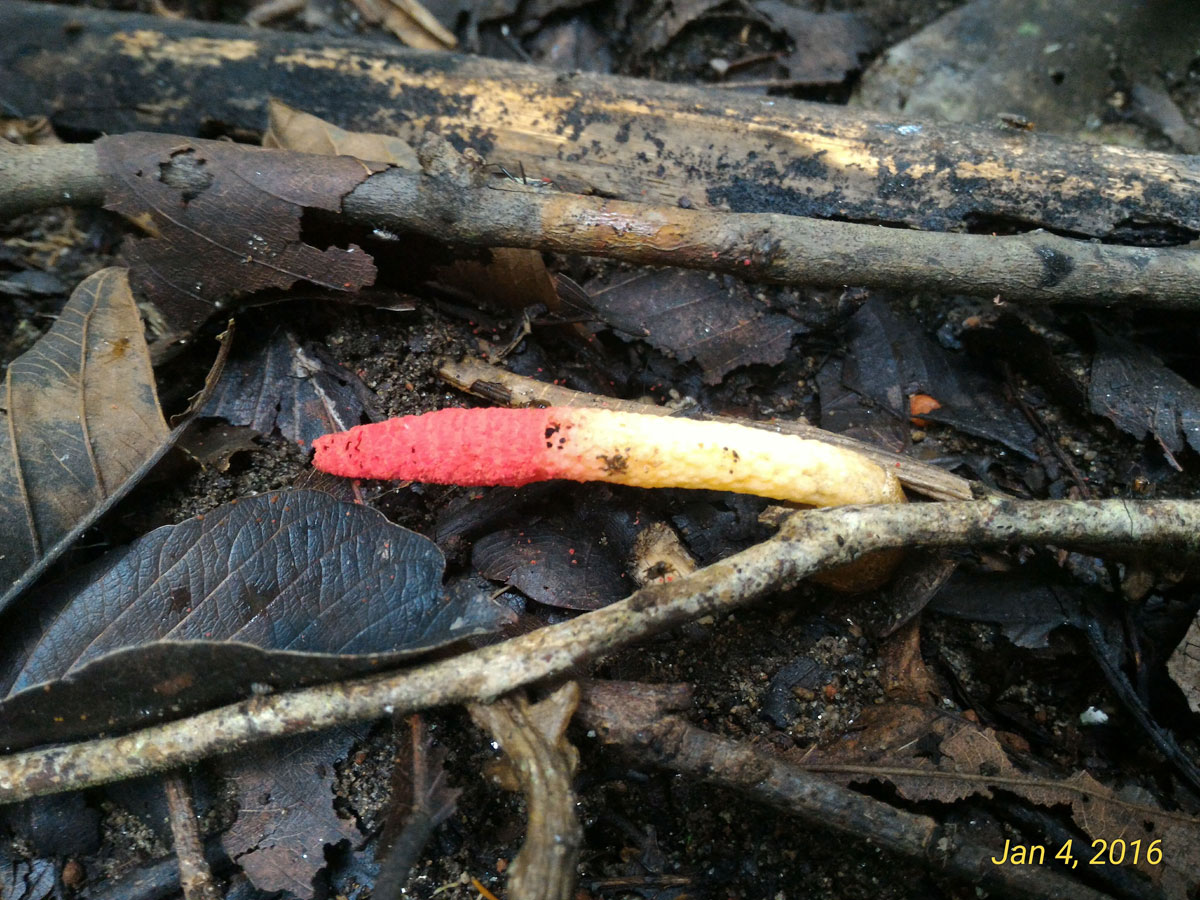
[313,407,569,485]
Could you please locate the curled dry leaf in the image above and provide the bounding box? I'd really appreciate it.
[0,268,170,613]
[347,0,457,50]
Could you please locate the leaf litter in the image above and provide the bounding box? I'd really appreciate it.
[197,326,374,447]
[1088,330,1200,470]
[796,701,1200,897]
[95,132,384,347]
[0,489,511,751]
[584,268,800,384]
[264,99,561,318]
[220,727,365,896]
[0,268,170,613]
[7,0,1200,897]
[821,297,1039,459]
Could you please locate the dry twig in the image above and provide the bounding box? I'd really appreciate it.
[3,138,1200,309]
[1,498,1197,806]
[162,771,222,900]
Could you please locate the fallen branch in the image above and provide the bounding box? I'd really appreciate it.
[1,498,1197,806]
[3,0,1199,240]
[4,137,1200,310]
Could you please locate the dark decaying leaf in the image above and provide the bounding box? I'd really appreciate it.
[176,421,261,472]
[0,268,170,614]
[930,570,1085,649]
[472,519,630,611]
[0,792,100,860]
[198,327,371,446]
[221,728,363,897]
[0,268,67,298]
[863,552,959,639]
[831,297,1038,459]
[0,852,56,900]
[957,310,1089,412]
[0,490,510,750]
[584,269,800,384]
[761,657,832,729]
[755,2,877,84]
[95,133,384,343]
[628,0,730,58]
[670,494,769,565]
[1088,331,1200,468]
[815,355,907,452]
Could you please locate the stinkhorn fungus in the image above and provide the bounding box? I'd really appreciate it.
[313,407,905,509]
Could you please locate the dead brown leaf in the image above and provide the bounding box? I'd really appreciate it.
[346,0,456,49]
[95,133,384,345]
[585,269,799,384]
[1088,330,1200,470]
[442,247,560,315]
[264,99,419,169]
[876,620,940,702]
[0,268,169,612]
[756,2,876,84]
[1166,612,1200,715]
[197,326,372,446]
[220,729,361,897]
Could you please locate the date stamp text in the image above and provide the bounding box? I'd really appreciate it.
[992,838,1162,868]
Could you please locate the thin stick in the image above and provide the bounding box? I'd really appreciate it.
[4,138,1200,309]
[437,356,976,501]
[162,771,223,900]
[1,499,1197,806]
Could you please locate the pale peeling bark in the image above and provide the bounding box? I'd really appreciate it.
[3,0,1200,241]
